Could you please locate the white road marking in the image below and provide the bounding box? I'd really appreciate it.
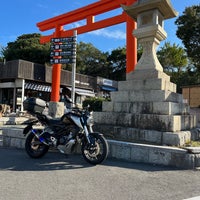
[184,196,200,200]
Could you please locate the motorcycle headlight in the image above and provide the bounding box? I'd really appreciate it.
[87,112,94,126]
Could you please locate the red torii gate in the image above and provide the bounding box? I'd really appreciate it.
[37,0,137,102]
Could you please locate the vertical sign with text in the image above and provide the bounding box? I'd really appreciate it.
[50,36,77,64]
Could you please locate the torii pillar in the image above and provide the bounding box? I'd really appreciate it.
[51,26,63,102]
[37,0,138,107]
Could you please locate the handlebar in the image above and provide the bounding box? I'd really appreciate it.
[70,105,91,116]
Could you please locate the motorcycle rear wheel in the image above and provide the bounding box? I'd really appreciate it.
[25,130,49,158]
[81,132,108,165]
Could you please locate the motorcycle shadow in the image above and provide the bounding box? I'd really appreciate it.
[0,148,94,171]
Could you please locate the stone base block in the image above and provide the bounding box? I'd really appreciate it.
[126,69,171,81]
[94,112,196,132]
[94,124,193,146]
[102,101,190,115]
[49,102,64,118]
[162,131,191,146]
[118,78,176,92]
[110,90,183,103]
[1,126,26,148]
[0,117,28,125]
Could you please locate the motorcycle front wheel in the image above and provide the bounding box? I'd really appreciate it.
[81,132,108,165]
[25,130,49,158]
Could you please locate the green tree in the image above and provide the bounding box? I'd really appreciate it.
[175,5,200,72]
[1,33,50,64]
[74,42,111,78]
[157,42,188,93]
[106,45,144,81]
[0,52,3,62]
[157,42,188,73]
[137,44,143,61]
[0,45,3,62]
[107,47,126,81]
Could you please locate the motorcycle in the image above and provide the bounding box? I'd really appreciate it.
[22,97,109,165]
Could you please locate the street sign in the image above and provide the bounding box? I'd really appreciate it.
[50,51,76,57]
[50,43,76,50]
[50,58,76,64]
[50,36,77,64]
[51,37,76,43]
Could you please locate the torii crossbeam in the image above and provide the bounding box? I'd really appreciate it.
[37,0,137,102]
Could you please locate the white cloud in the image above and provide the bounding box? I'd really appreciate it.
[88,28,126,40]
[64,21,86,30]
[72,21,86,28]
[37,4,48,9]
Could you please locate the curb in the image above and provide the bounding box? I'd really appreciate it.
[107,140,200,169]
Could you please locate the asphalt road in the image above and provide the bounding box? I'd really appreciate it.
[0,147,200,200]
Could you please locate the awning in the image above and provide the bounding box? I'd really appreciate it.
[67,87,95,97]
[100,85,117,92]
[25,82,51,92]
[25,83,95,96]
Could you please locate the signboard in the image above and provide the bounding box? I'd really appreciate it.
[103,79,113,86]
[51,37,76,43]
[50,36,77,64]
[50,44,76,50]
[50,51,76,57]
[50,58,76,64]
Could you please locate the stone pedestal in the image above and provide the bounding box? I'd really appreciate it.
[94,69,196,146]
[93,0,197,146]
[48,102,64,118]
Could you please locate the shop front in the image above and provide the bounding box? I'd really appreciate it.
[96,77,118,99]
[0,60,97,112]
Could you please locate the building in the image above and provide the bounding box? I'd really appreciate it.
[96,76,118,99]
[182,85,200,108]
[0,59,118,112]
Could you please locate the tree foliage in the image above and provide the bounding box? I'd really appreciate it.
[64,42,111,78]
[157,42,189,93]
[137,44,143,61]
[75,42,111,78]
[157,42,188,73]
[3,32,197,88]
[107,47,126,81]
[1,33,50,64]
[175,5,200,72]
[65,43,127,81]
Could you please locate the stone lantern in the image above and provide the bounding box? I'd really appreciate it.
[122,0,178,78]
[93,0,197,147]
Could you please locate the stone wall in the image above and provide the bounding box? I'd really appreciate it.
[94,70,197,146]
[1,126,200,169]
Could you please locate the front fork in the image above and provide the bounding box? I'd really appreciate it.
[84,125,95,145]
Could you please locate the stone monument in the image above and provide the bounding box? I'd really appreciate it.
[93,0,197,146]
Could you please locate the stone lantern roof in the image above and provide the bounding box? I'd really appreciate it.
[121,0,178,20]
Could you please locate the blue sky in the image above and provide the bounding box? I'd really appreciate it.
[0,0,199,52]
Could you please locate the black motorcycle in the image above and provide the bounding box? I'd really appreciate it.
[23,97,108,165]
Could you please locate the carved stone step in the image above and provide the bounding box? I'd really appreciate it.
[94,112,196,132]
[94,124,192,146]
[102,101,190,115]
[126,69,171,81]
[110,90,183,103]
[118,78,176,92]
